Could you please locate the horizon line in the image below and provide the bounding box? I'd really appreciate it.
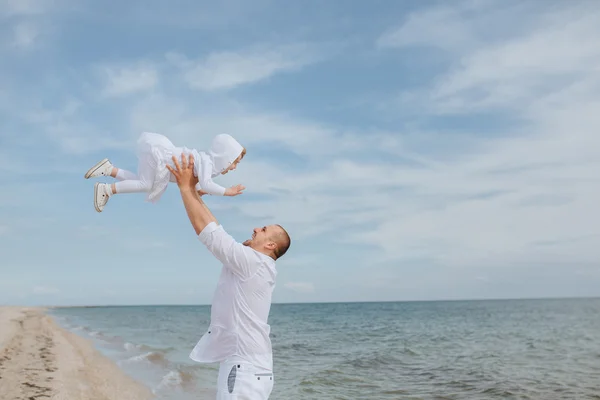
[7,294,599,308]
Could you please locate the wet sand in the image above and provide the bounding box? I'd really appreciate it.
[0,306,154,400]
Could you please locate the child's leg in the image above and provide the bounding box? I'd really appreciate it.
[110,162,154,195]
[112,167,138,181]
[93,158,155,212]
[94,176,152,213]
[111,179,152,195]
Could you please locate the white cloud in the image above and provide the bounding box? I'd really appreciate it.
[97,62,159,97]
[167,43,321,91]
[376,6,476,52]
[351,0,600,269]
[284,281,315,293]
[432,12,600,114]
[11,22,38,48]
[376,0,543,53]
[21,98,132,154]
[380,1,600,116]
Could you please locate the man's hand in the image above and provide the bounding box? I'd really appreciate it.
[224,184,245,196]
[166,154,198,191]
[166,153,217,235]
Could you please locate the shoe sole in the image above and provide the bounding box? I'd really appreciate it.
[94,182,102,213]
[85,158,110,179]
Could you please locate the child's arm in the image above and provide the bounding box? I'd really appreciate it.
[196,178,227,196]
[224,184,245,196]
[196,155,245,196]
[197,175,245,197]
[197,182,245,197]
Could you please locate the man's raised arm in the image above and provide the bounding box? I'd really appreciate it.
[168,154,256,277]
[167,154,217,235]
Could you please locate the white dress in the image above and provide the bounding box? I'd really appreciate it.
[135,132,244,203]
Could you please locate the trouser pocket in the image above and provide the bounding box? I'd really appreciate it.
[249,371,274,399]
[227,365,237,393]
[218,363,274,399]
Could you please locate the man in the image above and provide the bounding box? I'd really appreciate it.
[167,153,291,400]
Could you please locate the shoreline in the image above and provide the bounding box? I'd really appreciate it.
[0,306,154,400]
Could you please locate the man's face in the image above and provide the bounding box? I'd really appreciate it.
[243,225,278,249]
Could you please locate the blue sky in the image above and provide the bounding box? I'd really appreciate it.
[1,0,599,306]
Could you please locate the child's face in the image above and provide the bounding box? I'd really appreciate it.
[222,153,244,175]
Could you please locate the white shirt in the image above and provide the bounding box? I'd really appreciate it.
[189,222,277,371]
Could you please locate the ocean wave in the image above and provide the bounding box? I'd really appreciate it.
[72,325,90,332]
[123,342,140,352]
[84,329,126,345]
[123,342,175,355]
[78,329,175,358]
[153,368,196,392]
[118,351,169,367]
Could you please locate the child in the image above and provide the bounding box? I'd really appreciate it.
[85,132,246,212]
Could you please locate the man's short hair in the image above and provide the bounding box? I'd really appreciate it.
[273,225,291,259]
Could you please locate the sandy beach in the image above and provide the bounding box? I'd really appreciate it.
[0,307,153,400]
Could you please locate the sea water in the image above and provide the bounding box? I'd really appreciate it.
[49,298,600,399]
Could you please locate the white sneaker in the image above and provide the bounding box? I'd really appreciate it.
[85,158,113,179]
[94,183,112,212]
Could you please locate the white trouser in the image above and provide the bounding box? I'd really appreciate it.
[216,361,274,400]
[113,167,177,194]
[113,168,152,194]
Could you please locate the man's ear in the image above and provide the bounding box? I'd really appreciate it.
[265,241,276,251]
